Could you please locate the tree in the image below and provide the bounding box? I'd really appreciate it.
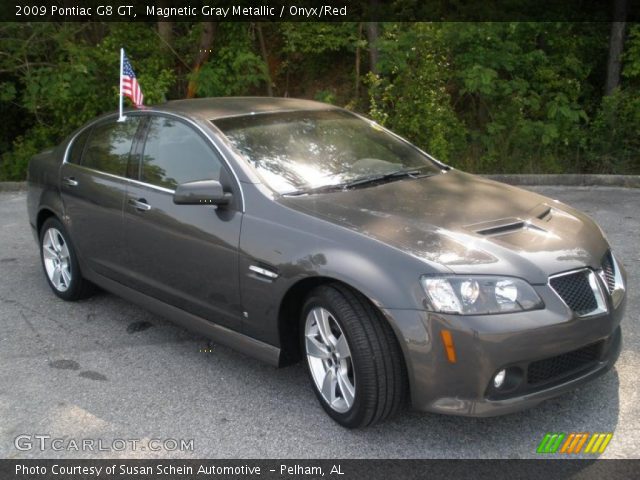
[254,23,274,96]
[157,0,173,50]
[366,22,379,74]
[186,22,217,98]
[1,21,639,180]
[605,0,629,95]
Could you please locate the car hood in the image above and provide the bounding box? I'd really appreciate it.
[279,170,609,284]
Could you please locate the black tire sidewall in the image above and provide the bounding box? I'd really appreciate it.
[301,291,370,428]
[39,218,84,301]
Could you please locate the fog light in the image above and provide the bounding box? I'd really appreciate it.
[493,369,506,388]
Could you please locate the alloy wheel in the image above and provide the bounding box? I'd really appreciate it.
[305,306,356,413]
[42,227,72,292]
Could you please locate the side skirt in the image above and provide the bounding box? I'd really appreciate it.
[84,270,282,367]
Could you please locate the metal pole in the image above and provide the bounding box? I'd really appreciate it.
[118,48,125,121]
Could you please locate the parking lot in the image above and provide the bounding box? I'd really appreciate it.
[1,186,638,459]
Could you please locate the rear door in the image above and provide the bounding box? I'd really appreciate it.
[60,116,143,279]
[122,114,243,330]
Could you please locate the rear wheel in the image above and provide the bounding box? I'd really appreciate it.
[39,217,94,301]
[301,284,407,428]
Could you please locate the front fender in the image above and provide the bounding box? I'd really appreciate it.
[238,199,445,347]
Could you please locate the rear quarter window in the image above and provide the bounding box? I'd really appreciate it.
[82,117,141,176]
[67,127,92,165]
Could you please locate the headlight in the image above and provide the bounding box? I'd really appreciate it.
[421,275,544,315]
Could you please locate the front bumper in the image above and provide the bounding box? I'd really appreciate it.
[383,282,626,417]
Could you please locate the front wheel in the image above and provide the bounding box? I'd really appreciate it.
[301,284,407,428]
[39,217,94,301]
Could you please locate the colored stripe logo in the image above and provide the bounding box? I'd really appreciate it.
[537,432,613,454]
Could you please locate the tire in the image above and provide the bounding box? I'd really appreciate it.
[39,217,94,301]
[301,284,407,428]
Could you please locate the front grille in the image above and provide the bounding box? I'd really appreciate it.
[601,252,616,293]
[549,270,597,316]
[527,342,603,385]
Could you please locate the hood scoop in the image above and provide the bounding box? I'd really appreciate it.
[469,217,548,237]
[468,203,555,238]
[536,206,553,221]
[476,220,527,236]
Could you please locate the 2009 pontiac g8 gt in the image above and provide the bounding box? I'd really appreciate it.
[27,97,626,428]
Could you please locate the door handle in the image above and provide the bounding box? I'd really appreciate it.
[62,176,78,187]
[129,198,151,211]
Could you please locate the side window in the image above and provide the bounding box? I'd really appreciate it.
[82,117,141,176]
[141,116,222,190]
[67,127,92,164]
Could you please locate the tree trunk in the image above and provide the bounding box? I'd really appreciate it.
[355,23,363,99]
[157,22,173,49]
[605,0,628,96]
[366,22,379,75]
[186,22,217,98]
[157,0,173,49]
[255,23,274,96]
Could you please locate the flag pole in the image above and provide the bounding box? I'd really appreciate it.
[118,48,125,122]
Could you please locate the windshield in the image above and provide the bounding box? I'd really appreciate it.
[213,110,444,194]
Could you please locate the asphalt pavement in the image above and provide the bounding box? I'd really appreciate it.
[0,186,638,459]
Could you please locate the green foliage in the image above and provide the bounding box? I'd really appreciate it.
[366,24,466,163]
[314,89,338,104]
[0,126,50,181]
[622,25,640,81]
[278,22,361,104]
[0,23,175,180]
[191,24,268,97]
[280,23,359,54]
[1,21,639,180]
[362,22,634,174]
[587,88,640,174]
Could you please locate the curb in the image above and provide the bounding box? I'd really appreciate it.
[484,174,640,188]
[0,181,27,192]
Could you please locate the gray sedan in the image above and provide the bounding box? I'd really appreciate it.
[27,97,626,428]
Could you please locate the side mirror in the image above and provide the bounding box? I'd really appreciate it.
[173,179,232,206]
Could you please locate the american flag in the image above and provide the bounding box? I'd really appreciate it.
[121,51,144,108]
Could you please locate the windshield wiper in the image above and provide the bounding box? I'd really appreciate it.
[283,183,349,196]
[283,167,442,196]
[342,168,427,189]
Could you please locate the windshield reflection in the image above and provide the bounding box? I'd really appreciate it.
[213,110,444,194]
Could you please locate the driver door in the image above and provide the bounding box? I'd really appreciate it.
[122,114,243,330]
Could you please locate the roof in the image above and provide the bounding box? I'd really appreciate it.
[159,97,337,120]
